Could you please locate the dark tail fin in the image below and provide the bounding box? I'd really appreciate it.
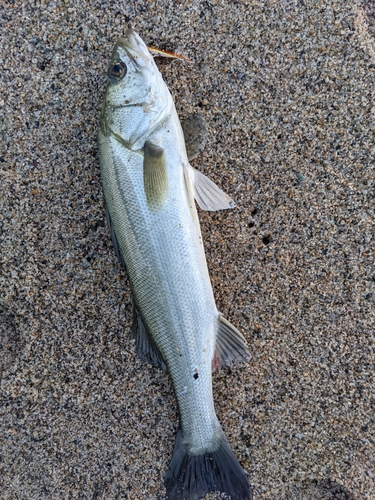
[164,431,252,500]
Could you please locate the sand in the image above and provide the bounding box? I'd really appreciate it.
[1,1,374,498]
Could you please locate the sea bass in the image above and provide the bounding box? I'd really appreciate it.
[98,29,251,500]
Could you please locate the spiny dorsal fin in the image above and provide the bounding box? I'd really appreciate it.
[181,113,208,161]
[143,141,168,211]
[132,304,167,371]
[213,315,250,370]
[190,165,236,211]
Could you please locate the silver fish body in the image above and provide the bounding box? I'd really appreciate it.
[98,29,251,500]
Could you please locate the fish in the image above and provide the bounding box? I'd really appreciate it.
[98,29,252,500]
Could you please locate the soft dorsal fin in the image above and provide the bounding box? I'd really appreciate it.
[132,304,167,371]
[143,141,168,211]
[181,113,208,161]
[213,315,250,370]
[190,165,236,211]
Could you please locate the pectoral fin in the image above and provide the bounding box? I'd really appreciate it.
[213,315,251,370]
[143,141,168,211]
[190,165,236,211]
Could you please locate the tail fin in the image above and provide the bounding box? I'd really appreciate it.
[164,431,252,500]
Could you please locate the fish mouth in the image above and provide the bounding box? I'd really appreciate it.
[113,29,152,68]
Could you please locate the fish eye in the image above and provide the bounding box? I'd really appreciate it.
[108,60,127,80]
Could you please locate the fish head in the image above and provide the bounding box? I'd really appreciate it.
[101,29,172,150]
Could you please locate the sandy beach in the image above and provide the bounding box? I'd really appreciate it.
[1,1,374,498]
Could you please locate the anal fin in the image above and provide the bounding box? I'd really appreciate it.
[132,304,167,371]
[213,315,251,370]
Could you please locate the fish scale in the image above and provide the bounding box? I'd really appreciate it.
[98,29,252,500]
